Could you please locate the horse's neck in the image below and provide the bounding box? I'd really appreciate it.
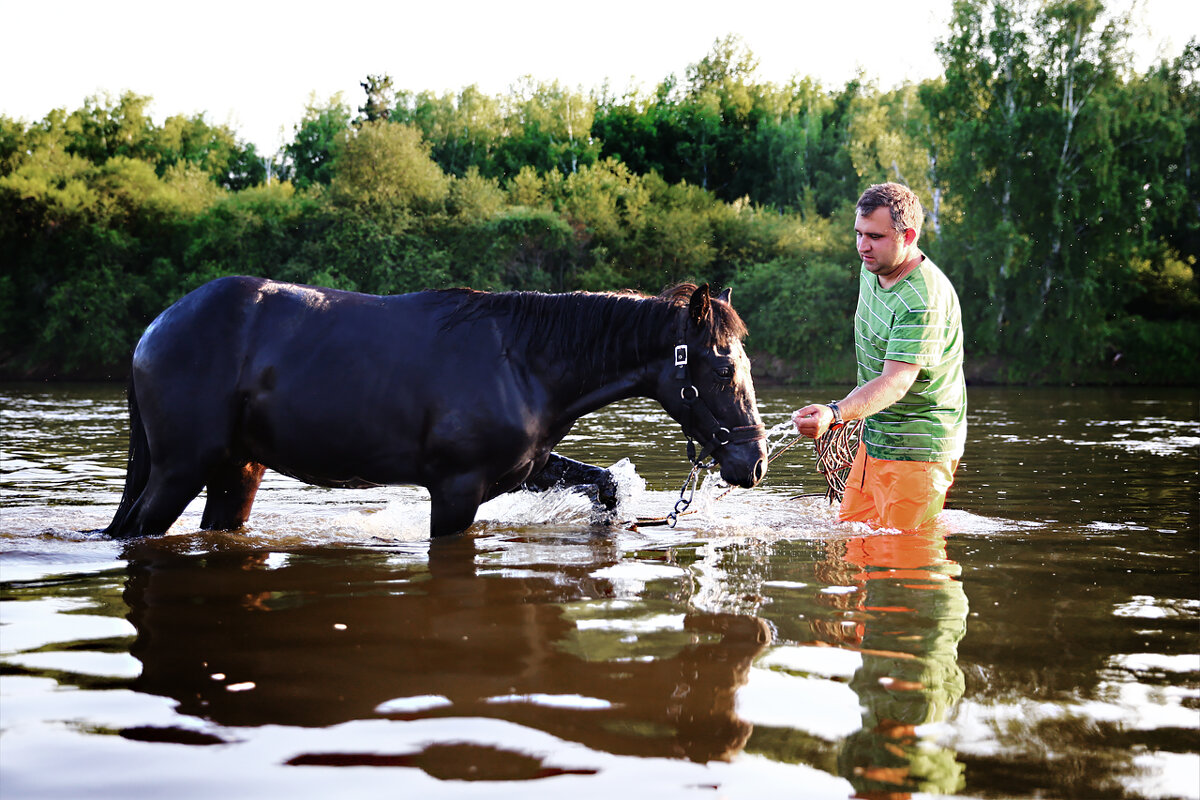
[554,362,658,422]
[548,322,674,423]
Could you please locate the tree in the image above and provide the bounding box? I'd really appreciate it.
[393,85,503,177]
[157,112,265,190]
[61,91,159,165]
[493,78,600,178]
[328,120,450,224]
[359,74,396,123]
[921,0,1145,374]
[281,93,352,188]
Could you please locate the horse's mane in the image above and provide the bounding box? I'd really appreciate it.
[438,284,746,371]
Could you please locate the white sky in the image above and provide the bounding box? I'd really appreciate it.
[3,0,1196,155]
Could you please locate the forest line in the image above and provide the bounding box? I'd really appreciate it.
[2,0,1196,384]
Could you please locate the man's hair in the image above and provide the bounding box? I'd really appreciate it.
[856,182,923,238]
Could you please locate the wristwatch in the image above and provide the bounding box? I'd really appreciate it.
[828,401,843,425]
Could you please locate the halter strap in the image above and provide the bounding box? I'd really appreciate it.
[673,314,766,467]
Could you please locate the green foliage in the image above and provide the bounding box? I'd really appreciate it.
[479,207,580,291]
[184,182,320,281]
[920,0,1198,381]
[448,166,506,222]
[734,210,860,383]
[61,92,160,165]
[2,12,1197,385]
[0,115,26,173]
[358,74,396,123]
[1107,317,1200,384]
[281,94,352,189]
[328,120,449,224]
[493,78,600,178]
[157,112,266,190]
[392,85,503,177]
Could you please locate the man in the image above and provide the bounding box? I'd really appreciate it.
[793,182,966,530]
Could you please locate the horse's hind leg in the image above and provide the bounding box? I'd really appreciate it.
[201,461,266,530]
[113,465,207,538]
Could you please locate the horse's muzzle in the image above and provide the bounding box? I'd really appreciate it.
[720,445,768,489]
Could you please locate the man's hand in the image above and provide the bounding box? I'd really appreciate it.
[793,404,834,439]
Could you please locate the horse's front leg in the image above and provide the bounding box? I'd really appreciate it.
[428,472,488,538]
[522,453,619,520]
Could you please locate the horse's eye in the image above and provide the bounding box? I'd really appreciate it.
[716,365,735,381]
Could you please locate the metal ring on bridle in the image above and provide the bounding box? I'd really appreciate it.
[680,385,699,401]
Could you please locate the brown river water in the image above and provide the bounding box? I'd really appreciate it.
[1,383,1197,799]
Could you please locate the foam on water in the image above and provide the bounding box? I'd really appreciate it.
[2,449,1013,552]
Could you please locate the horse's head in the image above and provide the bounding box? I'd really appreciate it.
[658,284,768,488]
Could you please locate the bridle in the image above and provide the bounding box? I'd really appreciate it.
[672,320,766,469]
[633,319,766,529]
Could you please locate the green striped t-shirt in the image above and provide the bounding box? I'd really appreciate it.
[854,255,966,462]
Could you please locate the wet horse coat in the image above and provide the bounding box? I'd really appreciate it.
[104,277,767,538]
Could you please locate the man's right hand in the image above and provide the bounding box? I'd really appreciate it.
[793,404,834,439]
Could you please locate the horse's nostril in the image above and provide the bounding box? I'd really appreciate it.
[753,458,766,484]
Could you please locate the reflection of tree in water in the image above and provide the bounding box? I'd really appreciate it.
[819,529,969,799]
[118,534,771,768]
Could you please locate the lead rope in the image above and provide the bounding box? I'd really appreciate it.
[632,419,862,529]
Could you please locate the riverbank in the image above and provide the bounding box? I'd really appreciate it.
[3,350,1195,388]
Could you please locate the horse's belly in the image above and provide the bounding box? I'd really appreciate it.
[241,397,425,489]
[257,446,424,490]
[236,343,543,494]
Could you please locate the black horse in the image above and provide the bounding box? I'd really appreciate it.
[103,277,767,539]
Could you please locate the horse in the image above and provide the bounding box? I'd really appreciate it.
[102,277,768,539]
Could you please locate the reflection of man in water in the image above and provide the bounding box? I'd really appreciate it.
[816,527,969,797]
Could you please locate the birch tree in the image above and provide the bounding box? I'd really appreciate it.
[923,0,1147,374]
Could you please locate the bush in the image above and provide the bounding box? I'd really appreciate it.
[734,256,859,384]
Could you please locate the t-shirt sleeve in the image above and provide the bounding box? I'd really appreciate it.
[884,306,946,366]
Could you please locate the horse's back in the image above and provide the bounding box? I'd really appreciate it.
[134,276,447,375]
[130,277,525,488]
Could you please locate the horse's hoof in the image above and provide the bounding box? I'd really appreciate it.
[595,472,619,512]
[568,481,619,527]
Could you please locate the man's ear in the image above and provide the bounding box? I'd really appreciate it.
[904,227,919,247]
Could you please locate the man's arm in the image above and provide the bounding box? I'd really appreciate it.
[792,359,921,439]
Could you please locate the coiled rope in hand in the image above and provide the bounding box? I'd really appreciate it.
[810,419,864,503]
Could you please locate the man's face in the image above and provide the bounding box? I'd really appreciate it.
[855,206,912,278]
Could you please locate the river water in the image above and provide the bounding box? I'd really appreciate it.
[1,383,1197,799]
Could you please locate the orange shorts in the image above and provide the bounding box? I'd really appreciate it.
[839,441,958,530]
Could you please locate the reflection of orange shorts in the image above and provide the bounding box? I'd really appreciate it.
[839,441,958,530]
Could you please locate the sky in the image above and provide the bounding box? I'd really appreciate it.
[3,0,1196,155]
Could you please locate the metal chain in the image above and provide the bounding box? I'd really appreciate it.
[664,462,704,528]
[631,418,864,529]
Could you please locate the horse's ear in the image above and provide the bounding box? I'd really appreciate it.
[715,287,732,305]
[689,283,712,328]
